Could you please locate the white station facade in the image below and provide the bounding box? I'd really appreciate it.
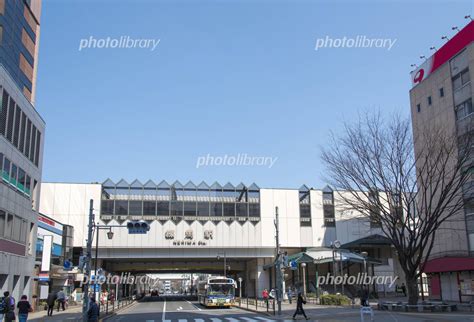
[39,180,405,297]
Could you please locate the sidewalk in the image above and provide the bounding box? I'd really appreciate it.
[28,305,83,321]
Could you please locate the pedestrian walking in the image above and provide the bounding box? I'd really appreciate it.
[46,291,57,316]
[17,295,32,322]
[287,287,293,304]
[292,292,309,320]
[57,289,66,311]
[3,291,16,322]
[87,297,100,322]
[262,288,269,310]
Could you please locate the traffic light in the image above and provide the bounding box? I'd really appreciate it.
[127,221,150,234]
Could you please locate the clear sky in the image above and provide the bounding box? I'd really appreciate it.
[35,0,472,189]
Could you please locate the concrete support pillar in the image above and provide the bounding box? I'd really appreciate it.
[256,258,269,297]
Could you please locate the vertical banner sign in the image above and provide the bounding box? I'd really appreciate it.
[41,235,53,272]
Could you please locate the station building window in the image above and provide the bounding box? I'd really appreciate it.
[99,179,261,222]
[299,185,311,226]
[323,185,336,227]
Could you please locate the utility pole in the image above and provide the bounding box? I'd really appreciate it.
[274,207,282,315]
[83,199,94,321]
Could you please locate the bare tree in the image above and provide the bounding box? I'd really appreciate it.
[321,112,473,305]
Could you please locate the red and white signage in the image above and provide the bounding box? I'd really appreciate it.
[411,21,474,87]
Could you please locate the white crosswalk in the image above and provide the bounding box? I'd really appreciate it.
[144,318,279,322]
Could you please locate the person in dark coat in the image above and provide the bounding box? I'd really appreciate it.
[87,297,100,322]
[46,291,57,316]
[292,292,309,320]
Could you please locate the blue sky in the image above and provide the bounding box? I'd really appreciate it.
[36,0,472,189]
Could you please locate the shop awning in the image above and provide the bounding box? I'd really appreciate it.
[287,247,382,265]
[423,257,474,273]
[341,234,392,248]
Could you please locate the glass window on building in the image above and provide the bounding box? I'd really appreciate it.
[157,181,171,217]
[453,69,470,91]
[129,180,144,216]
[323,186,335,227]
[25,174,31,196]
[170,181,184,218]
[183,182,197,217]
[0,210,5,238]
[248,183,260,219]
[19,112,26,153]
[5,213,13,239]
[0,89,8,136]
[299,185,311,226]
[10,163,17,185]
[210,183,223,217]
[2,157,10,181]
[24,119,31,159]
[143,180,157,216]
[6,97,15,141]
[235,184,248,218]
[196,182,210,218]
[17,167,25,190]
[455,99,473,121]
[12,105,21,147]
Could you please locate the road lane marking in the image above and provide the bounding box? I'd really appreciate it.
[178,320,187,322]
[255,318,276,321]
[225,318,240,322]
[162,298,167,320]
[210,318,223,322]
[185,299,202,311]
[241,318,259,322]
[194,319,205,322]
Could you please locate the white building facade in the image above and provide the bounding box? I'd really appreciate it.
[39,180,404,297]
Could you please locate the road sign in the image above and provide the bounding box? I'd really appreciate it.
[290,260,297,270]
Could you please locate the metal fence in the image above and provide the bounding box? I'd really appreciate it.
[99,296,135,317]
[236,297,277,314]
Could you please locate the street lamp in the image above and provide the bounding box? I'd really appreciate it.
[238,277,243,302]
[217,251,227,277]
[301,263,307,297]
[331,240,341,294]
[361,251,368,298]
[94,224,114,313]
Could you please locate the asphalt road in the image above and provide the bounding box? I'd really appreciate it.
[106,297,275,321]
[105,296,474,322]
[26,296,474,321]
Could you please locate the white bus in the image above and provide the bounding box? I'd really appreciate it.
[197,277,236,307]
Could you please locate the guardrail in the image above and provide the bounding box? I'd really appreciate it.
[236,297,276,314]
[99,296,135,317]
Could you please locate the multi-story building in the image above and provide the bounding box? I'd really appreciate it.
[409,20,473,301]
[39,180,406,298]
[33,213,74,308]
[0,0,42,104]
[0,0,44,300]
